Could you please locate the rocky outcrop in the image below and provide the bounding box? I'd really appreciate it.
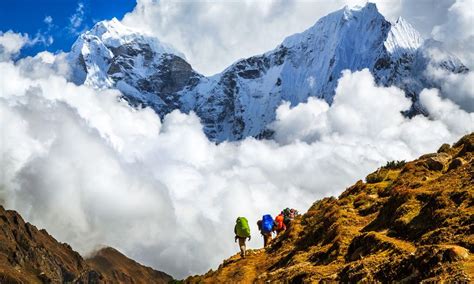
[186,133,474,283]
[422,152,451,171]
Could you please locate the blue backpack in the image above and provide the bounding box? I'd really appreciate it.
[261,214,274,233]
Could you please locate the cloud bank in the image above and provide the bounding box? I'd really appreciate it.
[1,33,473,279]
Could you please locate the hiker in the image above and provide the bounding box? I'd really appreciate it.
[274,213,286,236]
[234,217,251,258]
[282,208,299,228]
[258,214,274,247]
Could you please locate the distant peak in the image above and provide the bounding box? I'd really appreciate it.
[391,16,421,38]
[333,2,384,26]
[74,17,185,58]
[340,2,381,20]
[94,17,121,28]
[385,15,424,55]
[282,2,385,48]
[108,17,121,25]
[353,2,378,10]
[89,18,137,39]
[346,2,379,13]
[395,16,410,26]
[334,2,382,21]
[365,2,378,10]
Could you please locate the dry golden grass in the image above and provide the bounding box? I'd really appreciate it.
[186,133,474,283]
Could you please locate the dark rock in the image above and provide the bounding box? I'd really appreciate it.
[447,157,465,172]
[437,143,451,153]
[425,153,451,171]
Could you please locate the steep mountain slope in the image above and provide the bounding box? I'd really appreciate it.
[0,205,98,283]
[86,247,173,283]
[68,3,468,141]
[186,133,474,283]
[0,206,173,283]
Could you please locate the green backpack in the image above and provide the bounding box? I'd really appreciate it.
[235,217,251,238]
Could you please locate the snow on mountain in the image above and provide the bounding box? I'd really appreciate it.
[67,4,468,142]
[385,17,424,56]
[67,18,199,114]
[86,18,181,54]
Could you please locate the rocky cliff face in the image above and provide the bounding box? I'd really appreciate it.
[186,133,474,283]
[0,206,172,283]
[68,4,468,142]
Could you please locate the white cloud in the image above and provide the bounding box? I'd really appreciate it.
[0,31,29,61]
[122,0,407,75]
[1,51,472,280]
[420,88,474,133]
[0,28,54,60]
[69,2,86,34]
[121,0,470,75]
[426,65,474,112]
[271,68,471,150]
[44,15,53,25]
[29,32,54,47]
[432,0,474,68]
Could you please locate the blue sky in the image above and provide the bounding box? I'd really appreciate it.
[0,0,136,56]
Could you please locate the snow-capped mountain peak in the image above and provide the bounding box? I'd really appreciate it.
[282,3,383,49]
[67,18,190,89]
[87,18,182,57]
[385,16,424,56]
[89,17,130,41]
[344,2,378,15]
[67,3,468,142]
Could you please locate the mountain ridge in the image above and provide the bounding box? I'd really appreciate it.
[67,3,468,142]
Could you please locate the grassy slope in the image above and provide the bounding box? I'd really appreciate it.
[187,133,474,283]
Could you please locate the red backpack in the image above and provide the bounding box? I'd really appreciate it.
[275,214,285,230]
